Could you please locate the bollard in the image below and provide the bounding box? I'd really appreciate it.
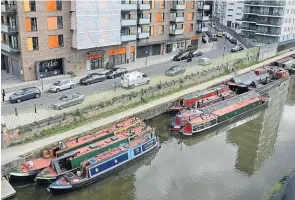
[2,89,5,102]
[15,107,18,116]
[34,104,37,113]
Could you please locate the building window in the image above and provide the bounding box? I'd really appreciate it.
[228,9,233,11]
[236,13,241,15]
[160,0,165,8]
[156,12,162,22]
[228,15,233,17]
[161,13,164,22]
[149,13,152,22]
[158,25,164,35]
[188,23,193,32]
[149,26,154,36]
[25,18,37,32]
[27,37,38,51]
[48,35,63,48]
[47,0,62,11]
[24,0,36,12]
[150,0,155,9]
[187,12,194,20]
[47,16,63,30]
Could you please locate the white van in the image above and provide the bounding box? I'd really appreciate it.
[121,71,151,88]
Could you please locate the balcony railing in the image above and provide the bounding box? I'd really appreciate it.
[138,3,150,11]
[244,1,285,7]
[121,3,137,12]
[121,34,137,42]
[255,29,281,36]
[137,32,150,39]
[240,25,256,31]
[196,26,208,32]
[197,15,209,22]
[244,9,284,17]
[171,4,185,10]
[1,42,20,53]
[1,4,17,14]
[121,19,137,26]
[138,18,150,25]
[169,29,184,35]
[1,24,18,34]
[170,17,184,23]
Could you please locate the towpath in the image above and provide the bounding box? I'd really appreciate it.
[1,50,294,166]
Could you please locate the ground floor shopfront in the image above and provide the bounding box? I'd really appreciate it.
[136,37,199,59]
[1,53,21,79]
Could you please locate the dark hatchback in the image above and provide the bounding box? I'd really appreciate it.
[9,87,41,103]
[79,73,107,85]
[165,65,186,76]
[106,68,127,79]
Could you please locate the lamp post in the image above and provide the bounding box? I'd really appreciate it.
[145,36,148,65]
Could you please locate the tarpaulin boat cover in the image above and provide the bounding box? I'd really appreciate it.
[200,90,260,114]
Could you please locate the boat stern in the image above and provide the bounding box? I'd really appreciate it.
[9,169,39,181]
[47,178,72,194]
[35,167,58,183]
[169,115,183,131]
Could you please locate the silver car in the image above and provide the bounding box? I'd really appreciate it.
[49,80,75,93]
[52,93,84,110]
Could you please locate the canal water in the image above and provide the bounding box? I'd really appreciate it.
[12,77,295,200]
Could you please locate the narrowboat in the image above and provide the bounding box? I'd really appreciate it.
[168,85,230,113]
[169,89,236,131]
[9,117,141,181]
[35,125,153,183]
[47,132,160,193]
[180,91,268,136]
[228,66,289,94]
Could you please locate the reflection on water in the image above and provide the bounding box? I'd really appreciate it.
[13,77,295,200]
[227,79,289,176]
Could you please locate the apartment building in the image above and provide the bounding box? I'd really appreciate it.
[241,0,295,44]
[216,0,244,33]
[1,0,200,82]
[196,0,211,33]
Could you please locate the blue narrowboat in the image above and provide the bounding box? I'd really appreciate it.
[47,134,160,194]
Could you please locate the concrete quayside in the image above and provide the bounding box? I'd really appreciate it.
[2,50,294,176]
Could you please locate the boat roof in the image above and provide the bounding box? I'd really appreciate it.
[200,91,260,114]
[231,71,259,85]
[184,85,226,100]
[274,57,293,64]
[188,95,262,125]
[70,126,151,158]
[55,118,141,155]
[85,136,149,167]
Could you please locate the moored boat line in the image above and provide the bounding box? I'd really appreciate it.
[8,117,142,182]
[169,89,236,131]
[47,131,160,194]
[168,85,230,113]
[180,91,269,136]
[35,125,154,183]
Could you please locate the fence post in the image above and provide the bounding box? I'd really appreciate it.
[15,107,18,116]
[34,104,37,113]
[2,89,5,102]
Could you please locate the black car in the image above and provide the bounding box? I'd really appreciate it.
[191,50,203,57]
[231,44,244,52]
[106,68,127,79]
[229,37,238,44]
[79,73,107,85]
[165,65,185,76]
[173,52,190,61]
[9,87,41,103]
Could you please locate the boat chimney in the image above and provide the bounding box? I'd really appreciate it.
[76,138,78,143]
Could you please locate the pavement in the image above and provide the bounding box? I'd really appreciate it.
[1,177,16,199]
[1,39,236,118]
[1,50,294,166]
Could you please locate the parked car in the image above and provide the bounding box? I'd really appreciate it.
[49,79,75,93]
[198,57,212,66]
[224,32,231,39]
[212,34,218,41]
[121,71,150,88]
[231,44,244,52]
[106,67,127,79]
[229,37,238,44]
[52,93,85,110]
[173,52,190,61]
[9,87,41,103]
[165,65,186,76]
[79,73,107,85]
[191,50,203,57]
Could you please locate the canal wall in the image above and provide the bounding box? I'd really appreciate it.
[1,50,295,176]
